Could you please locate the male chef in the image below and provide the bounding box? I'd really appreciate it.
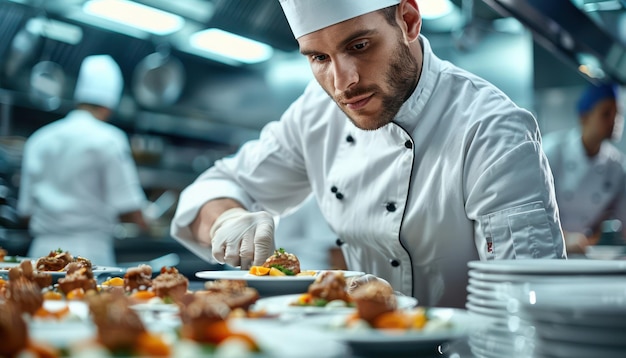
[171,0,565,307]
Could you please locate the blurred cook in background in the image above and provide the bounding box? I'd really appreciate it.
[542,82,626,254]
[17,55,149,266]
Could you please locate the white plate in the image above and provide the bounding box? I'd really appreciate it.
[228,318,349,357]
[28,300,96,348]
[466,284,496,299]
[41,299,91,320]
[468,270,626,285]
[253,294,417,315]
[585,245,626,260]
[195,270,364,296]
[0,261,22,269]
[33,266,126,283]
[535,338,626,358]
[513,281,626,327]
[131,302,180,314]
[309,308,478,356]
[466,294,506,309]
[465,302,507,319]
[1,264,124,275]
[531,320,626,347]
[468,259,626,274]
[468,277,498,288]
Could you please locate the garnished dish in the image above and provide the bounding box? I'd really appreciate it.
[252,271,417,315]
[304,279,475,356]
[1,247,396,357]
[197,249,364,296]
[248,248,316,277]
[0,249,272,357]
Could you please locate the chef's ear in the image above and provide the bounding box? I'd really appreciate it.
[398,0,422,43]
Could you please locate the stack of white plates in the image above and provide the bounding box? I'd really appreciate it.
[465,259,626,358]
[514,281,626,358]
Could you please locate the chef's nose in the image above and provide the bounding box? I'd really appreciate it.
[333,56,358,91]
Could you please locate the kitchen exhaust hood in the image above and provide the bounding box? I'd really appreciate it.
[482,0,626,84]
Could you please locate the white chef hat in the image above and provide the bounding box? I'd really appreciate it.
[74,55,123,109]
[279,0,401,39]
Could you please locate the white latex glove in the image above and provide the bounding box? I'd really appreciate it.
[564,231,590,255]
[210,208,275,269]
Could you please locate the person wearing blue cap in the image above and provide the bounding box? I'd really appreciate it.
[18,55,149,266]
[542,82,626,254]
[171,0,566,308]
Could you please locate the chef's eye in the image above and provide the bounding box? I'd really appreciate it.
[311,54,328,62]
[351,41,368,51]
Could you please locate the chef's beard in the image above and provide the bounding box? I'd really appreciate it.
[335,39,419,131]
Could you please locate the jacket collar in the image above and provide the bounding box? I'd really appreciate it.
[393,35,441,133]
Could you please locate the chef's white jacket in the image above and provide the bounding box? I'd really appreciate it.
[18,110,146,266]
[542,128,626,235]
[172,36,566,307]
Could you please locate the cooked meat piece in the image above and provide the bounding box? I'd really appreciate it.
[65,262,94,278]
[203,279,248,294]
[74,256,92,270]
[152,266,188,302]
[0,301,28,357]
[199,279,260,310]
[7,261,52,289]
[36,257,65,272]
[6,278,44,315]
[87,291,146,351]
[307,271,350,302]
[57,264,97,295]
[9,261,52,289]
[262,249,301,275]
[349,279,397,324]
[123,264,153,292]
[31,272,53,289]
[180,294,231,343]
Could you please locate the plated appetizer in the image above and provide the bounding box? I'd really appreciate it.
[291,270,354,308]
[248,248,316,277]
[334,279,451,332]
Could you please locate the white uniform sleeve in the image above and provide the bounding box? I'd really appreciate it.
[464,113,566,259]
[170,94,314,251]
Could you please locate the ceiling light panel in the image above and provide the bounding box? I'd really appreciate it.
[189,28,274,65]
[83,0,185,36]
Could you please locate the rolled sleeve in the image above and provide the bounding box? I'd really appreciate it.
[170,179,255,238]
[477,202,556,259]
[467,140,566,260]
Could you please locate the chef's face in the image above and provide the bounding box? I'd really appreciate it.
[582,98,619,142]
[297,7,420,131]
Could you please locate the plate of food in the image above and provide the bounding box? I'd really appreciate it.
[253,293,418,315]
[196,248,364,296]
[195,269,364,296]
[313,307,477,356]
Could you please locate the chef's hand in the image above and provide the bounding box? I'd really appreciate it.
[210,207,275,270]
[564,231,590,255]
[346,274,392,293]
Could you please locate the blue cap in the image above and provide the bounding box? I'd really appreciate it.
[576,83,617,115]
